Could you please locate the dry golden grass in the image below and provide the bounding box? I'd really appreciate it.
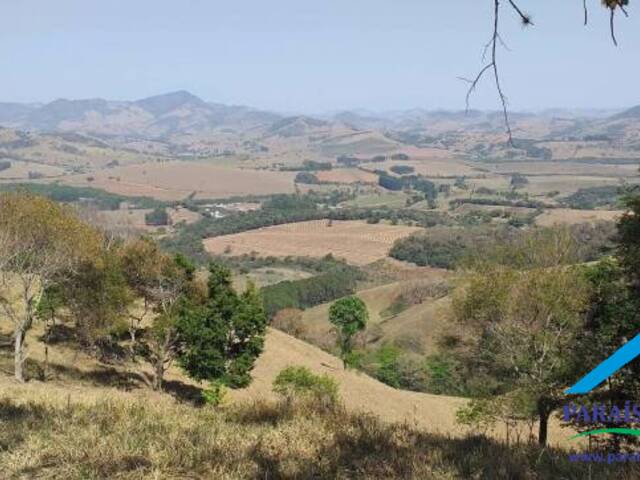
[204,220,423,266]
[2,376,625,480]
[315,168,378,184]
[521,175,625,197]
[481,160,638,177]
[536,208,623,227]
[296,274,456,355]
[0,160,65,180]
[57,161,296,200]
[360,159,478,178]
[0,307,601,480]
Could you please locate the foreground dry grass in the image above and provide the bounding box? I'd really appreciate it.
[204,220,422,266]
[2,377,639,480]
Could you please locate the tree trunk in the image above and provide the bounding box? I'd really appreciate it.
[153,360,164,391]
[153,355,165,391]
[537,401,551,447]
[14,327,25,382]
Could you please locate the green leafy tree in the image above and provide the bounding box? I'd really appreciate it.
[59,244,134,355]
[329,296,368,368]
[176,263,267,391]
[568,192,640,449]
[618,191,640,292]
[144,207,169,226]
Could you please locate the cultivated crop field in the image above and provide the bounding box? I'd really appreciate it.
[204,220,423,265]
[59,161,296,200]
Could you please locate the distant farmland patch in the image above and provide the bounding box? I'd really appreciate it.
[58,161,296,200]
[360,159,477,178]
[315,168,378,184]
[535,208,622,227]
[0,159,65,180]
[204,220,422,266]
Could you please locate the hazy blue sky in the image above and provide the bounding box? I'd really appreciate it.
[1,0,638,112]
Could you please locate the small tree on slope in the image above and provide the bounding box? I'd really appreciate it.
[329,296,368,368]
[176,262,267,396]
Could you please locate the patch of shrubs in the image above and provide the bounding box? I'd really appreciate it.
[560,185,626,209]
[273,366,339,409]
[294,172,319,184]
[145,207,170,226]
[390,165,415,175]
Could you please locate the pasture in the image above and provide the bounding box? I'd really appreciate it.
[204,220,422,266]
[57,161,296,200]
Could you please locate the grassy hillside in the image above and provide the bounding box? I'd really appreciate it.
[1,326,632,479]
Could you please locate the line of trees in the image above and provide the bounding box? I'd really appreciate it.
[0,193,267,396]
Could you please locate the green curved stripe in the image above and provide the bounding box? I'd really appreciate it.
[569,428,640,440]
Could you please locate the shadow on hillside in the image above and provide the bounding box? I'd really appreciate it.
[248,409,596,480]
[37,324,76,346]
[162,379,205,406]
[38,361,148,390]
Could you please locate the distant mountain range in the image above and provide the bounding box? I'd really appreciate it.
[1,91,640,151]
[0,91,282,138]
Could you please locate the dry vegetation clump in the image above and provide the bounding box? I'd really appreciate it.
[2,388,639,479]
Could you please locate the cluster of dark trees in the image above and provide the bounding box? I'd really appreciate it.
[0,182,164,211]
[390,165,415,175]
[509,173,529,188]
[378,173,438,206]
[390,234,471,268]
[294,172,319,184]
[561,185,626,209]
[281,160,332,172]
[144,207,170,226]
[261,264,364,318]
[0,160,11,171]
[390,222,616,270]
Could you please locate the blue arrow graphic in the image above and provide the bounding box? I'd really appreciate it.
[566,334,640,394]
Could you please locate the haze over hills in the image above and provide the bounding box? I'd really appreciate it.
[0,90,636,138]
[1,90,640,164]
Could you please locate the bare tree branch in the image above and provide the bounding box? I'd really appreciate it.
[461,0,515,146]
[584,0,589,25]
[610,7,619,46]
